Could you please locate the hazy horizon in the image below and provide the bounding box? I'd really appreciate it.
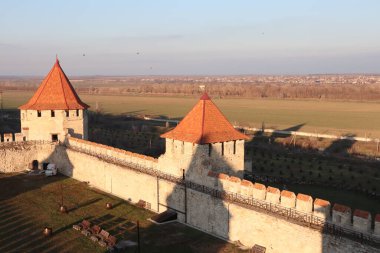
[1,0,380,76]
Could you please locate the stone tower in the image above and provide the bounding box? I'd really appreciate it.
[158,93,249,182]
[19,58,89,142]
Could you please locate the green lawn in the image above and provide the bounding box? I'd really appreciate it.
[0,173,246,253]
[4,90,380,137]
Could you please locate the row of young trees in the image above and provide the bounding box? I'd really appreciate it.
[3,78,380,100]
[76,83,380,101]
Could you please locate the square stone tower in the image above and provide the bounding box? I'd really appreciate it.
[158,93,249,182]
[18,58,89,142]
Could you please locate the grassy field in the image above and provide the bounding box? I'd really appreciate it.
[3,90,380,137]
[0,173,246,253]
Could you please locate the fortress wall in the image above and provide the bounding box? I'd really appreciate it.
[0,141,56,172]
[1,141,379,252]
[187,173,379,252]
[205,171,379,241]
[66,137,158,170]
[51,146,185,219]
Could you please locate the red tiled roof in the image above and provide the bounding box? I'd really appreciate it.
[267,186,280,194]
[353,209,370,219]
[161,93,249,144]
[19,58,89,110]
[333,203,351,213]
[297,193,312,202]
[281,190,295,198]
[314,198,330,207]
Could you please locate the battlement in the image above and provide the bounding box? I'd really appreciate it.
[0,132,27,142]
[66,136,157,169]
[206,170,380,237]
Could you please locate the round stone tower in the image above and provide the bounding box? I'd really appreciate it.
[19,58,89,142]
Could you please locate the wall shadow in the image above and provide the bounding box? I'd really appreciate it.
[0,143,78,252]
[324,134,356,157]
[163,142,249,250]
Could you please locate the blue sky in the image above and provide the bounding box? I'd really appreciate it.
[1,0,380,75]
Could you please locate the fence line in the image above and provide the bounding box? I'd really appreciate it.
[141,116,379,143]
[65,142,380,248]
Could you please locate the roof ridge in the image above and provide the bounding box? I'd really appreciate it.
[199,99,206,143]
[57,63,69,109]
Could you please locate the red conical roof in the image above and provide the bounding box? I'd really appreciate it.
[161,93,248,144]
[19,58,89,110]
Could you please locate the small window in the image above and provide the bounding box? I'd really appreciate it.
[221,142,224,156]
[23,136,26,141]
[76,109,79,117]
[208,143,212,156]
[37,111,41,117]
[233,140,236,154]
[51,110,55,117]
[51,134,58,142]
[181,141,185,154]
[65,110,69,117]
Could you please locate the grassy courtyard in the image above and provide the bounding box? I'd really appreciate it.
[0,173,246,253]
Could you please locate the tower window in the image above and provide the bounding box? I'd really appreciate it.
[51,110,55,117]
[37,111,41,117]
[233,140,236,154]
[221,142,224,156]
[51,134,58,142]
[76,109,79,116]
[65,110,69,117]
[208,143,212,156]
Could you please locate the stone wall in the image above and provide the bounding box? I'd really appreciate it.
[157,138,246,180]
[1,140,379,253]
[20,109,87,142]
[0,140,57,172]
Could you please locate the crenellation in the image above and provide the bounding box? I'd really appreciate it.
[332,203,352,227]
[280,190,296,208]
[296,193,313,213]
[266,186,280,204]
[313,198,331,220]
[252,183,266,200]
[353,209,372,233]
[228,176,241,193]
[240,180,254,197]
[14,133,25,142]
[3,133,13,142]
[375,214,380,236]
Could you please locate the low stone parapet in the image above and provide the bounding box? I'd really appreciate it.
[375,214,380,236]
[296,194,313,213]
[252,183,266,200]
[280,190,296,208]
[240,180,254,197]
[266,186,280,204]
[313,198,331,220]
[332,203,351,227]
[353,209,372,233]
